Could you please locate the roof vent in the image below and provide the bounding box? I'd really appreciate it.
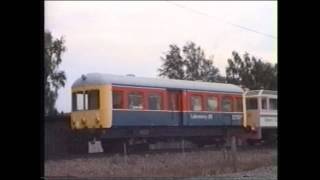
[126,74,135,77]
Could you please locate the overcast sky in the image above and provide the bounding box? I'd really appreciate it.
[45,1,277,113]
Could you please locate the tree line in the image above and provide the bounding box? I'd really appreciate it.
[45,32,277,115]
[158,41,277,90]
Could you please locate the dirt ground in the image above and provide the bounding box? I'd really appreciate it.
[45,148,277,178]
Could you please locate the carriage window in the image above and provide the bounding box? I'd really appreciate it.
[148,94,162,110]
[222,97,232,112]
[246,98,258,110]
[261,98,267,110]
[113,91,124,109]
[128,92,143,110]
[269,98,277,110]
[234,98,243,112]
[191,95,202,111]
[207,96,218,111]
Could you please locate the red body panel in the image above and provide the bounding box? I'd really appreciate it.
[112,85,242,112]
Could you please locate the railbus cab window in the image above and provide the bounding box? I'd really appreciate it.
[246,98,258,110]
[222,96,232,112]
[113,91,124,109]
[207,96,218,111]
[191,95,202,111]
[128,92,143,110]
[87,90,99,110]
[269,98,277,110]
[234,97,243,112]
[72,90,100,111]
[84,93,88,110]
[72,92,84,111]
[148,94,162,110]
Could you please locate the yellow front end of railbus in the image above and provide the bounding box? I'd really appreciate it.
[70,85,112,130]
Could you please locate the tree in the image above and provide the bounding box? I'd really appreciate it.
[158,44,185,79]
[198,56,221,82]
[158,41,221,82]
[45,31,67,116]
[226,51,277,90]
[272,63,277,90]
[183,42,203,80]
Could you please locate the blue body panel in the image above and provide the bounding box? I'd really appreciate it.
[183,112,242,126]
[112,110,242,127]
[112,110,180,126]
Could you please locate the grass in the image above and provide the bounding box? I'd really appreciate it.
[45,148,277,177]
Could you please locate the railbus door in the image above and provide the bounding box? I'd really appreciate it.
[167,90,183,126]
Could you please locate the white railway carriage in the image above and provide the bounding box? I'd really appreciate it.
[245,90,277,142]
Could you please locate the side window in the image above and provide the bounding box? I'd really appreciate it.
[234,97,243,112]
[72,93,77,111]
[246,98,258,110]
[222,96,232,112]
[207,96,218,111]
[148,93,162,110]
[128,92,143,110]
[113,91,124,109]
[191,95,202,111]
[269,98,277,110]
[261,98,267,110]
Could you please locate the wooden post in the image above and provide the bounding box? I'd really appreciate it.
[231,136,238,172]
[123,142,128,164]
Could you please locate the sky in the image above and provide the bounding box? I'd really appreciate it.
[45,1,277,113]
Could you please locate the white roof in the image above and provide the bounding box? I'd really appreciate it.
[72,73,243,94]
[245,90,277,98]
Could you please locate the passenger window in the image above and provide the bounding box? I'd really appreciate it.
[261,98,267,110]
[246,98,258,110]
[148,94,162,110]
[234,98,243,112]
[113,91,124,109]
[222,96,232,112]
[128,92,143,110]
[191,95,202,111]
[269,98,277,110]
[207,96,218,111]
